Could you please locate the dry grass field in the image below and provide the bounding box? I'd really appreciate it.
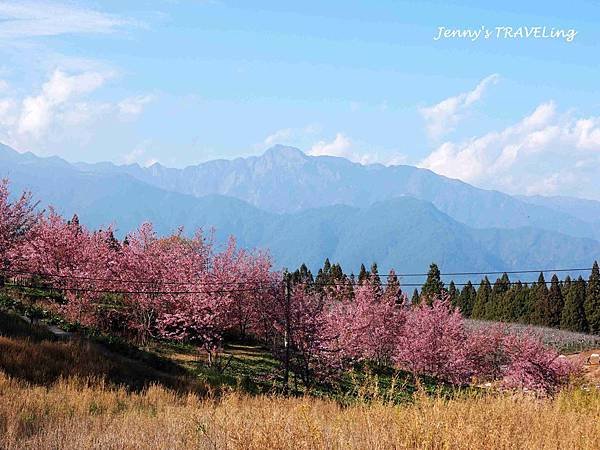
[2,308,600,449]
[2,372,600,449]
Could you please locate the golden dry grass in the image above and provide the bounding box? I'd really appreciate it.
[2,311,600,449]
[1,372,599,449]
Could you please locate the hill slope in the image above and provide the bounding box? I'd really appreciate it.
[75,144,600,240]
[2,143,599,273]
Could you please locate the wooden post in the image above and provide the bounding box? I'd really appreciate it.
[283,271,291,393]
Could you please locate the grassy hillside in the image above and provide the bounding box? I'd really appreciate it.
[2,299,600,448]
[1,323,599,448]
[0,304,446,402]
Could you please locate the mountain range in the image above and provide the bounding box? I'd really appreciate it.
[1,143,599,278]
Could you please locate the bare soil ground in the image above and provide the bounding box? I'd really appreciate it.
[568,349,600,387]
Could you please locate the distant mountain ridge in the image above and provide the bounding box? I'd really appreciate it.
[1,142,599,274]
[74,144,600,241]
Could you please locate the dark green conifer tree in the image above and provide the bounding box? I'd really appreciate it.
[472,277,491,319]
[106,230,121,251]
[315,258,333,291]
[514,282,532,323]
[370,262,382,295]
[488,273,510,320]
[561,276,587,332]
[448,281,458,308]
[499,284,517,322]
[323,258,331,273]
[546,274,565,328]
[562,275,572,302]
[421,263,444,305]
[530,272,550,326]
[458,281,477,317]
[584,261,600,334]
[330,263,344,281]
[358,263,369,285]
[384,269,403,304]
[292,263,314,285]
[411,288,420,305]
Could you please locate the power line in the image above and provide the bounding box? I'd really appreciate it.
[2,265,593,288]
[0,268,272,287]
[3,278,575,299]
[305,280,571,288]
[1,265,594,297]
[4,281,280,296]
[374,267,594,278]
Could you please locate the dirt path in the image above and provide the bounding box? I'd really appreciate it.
[567,349,600,387]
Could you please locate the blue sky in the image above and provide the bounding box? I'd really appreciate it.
[1,1,599,199]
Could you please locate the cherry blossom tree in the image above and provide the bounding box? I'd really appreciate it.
[395,296,471,383]
[500,331,576,394]
[329,278,405,366]
[0,177,580,393]
[0,179,39,281]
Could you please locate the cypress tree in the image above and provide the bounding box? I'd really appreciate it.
[514,282,532,323]
[358,264,369,285]
[292,263,314,285]
[458,281,477,317]
[331,263,344,282]
[68,213,80,228]
[561,276,587,332]
[385,269,402,304]
[370,262,382,295]
[562,276,572,303]
[499,284,516,322]
[106,230,121,251]
[315,258,332,290]
[472,277,491,319]
[488,273,510,320]
[584,261,600,334]
[530,273,549,326]
[448,281,458,308]
[323,258,331,274]
[501,281,530,323]
[421,263,444,304]
[411,288,420,305]
[546,274,565,328]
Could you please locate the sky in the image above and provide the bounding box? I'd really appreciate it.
[0,1,599,199]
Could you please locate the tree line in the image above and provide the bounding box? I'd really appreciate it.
[292,260,600,335]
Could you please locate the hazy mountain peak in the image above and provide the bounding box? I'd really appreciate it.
[262,145,307,160]
[2,141,600,272]
[3,141,600,243]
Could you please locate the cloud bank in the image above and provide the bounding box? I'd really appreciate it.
[420,101,600,198]
[420,74,499,139]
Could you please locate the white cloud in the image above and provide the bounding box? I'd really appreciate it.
[122,140,160,167]
[420,74,499,139]
[264,128,294,146]
[309,132,407,166]
[310,133,353,158]
[118,94,155,120]
[419,101,600,198]
[18,69,110,136]
[0,1,137,40]
[263,124,321,147]
[0,69,153,153]
[0,99,17,127]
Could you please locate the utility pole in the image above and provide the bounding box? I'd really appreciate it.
[283,271,291,394]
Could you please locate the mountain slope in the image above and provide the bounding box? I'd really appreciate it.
[518,194,600,227]
[2,143,599,274]
[75,145,600,240]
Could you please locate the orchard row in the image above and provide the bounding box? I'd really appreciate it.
[0,180,576,393]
